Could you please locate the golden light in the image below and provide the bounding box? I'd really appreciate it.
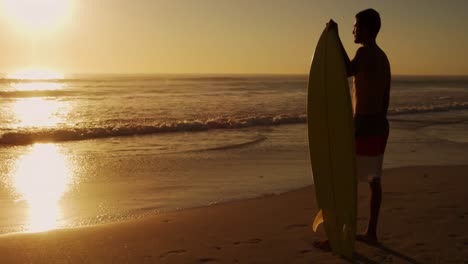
[8,82,65,92]
[12,98,69,127]
[12,144,73,232]
[7,69,64,80]
[6,69,70,127]
[2,0,74,33]
[7,69,66,91]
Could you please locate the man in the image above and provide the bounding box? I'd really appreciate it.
[315,8,391,249]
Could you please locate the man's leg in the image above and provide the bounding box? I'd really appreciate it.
[356,154,383,244]
[315,178,382,248]
[365,178,381,241]
[356,131,388,244]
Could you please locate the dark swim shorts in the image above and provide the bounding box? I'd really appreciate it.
[354,114,389,182]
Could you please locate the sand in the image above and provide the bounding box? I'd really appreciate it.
[0,165,466,263]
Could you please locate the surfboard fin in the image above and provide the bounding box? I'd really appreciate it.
[312,209,324,232]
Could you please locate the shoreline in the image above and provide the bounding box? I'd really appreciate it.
[0,165,467,263]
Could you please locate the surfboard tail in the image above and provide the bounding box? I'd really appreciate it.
[312,209,324,232]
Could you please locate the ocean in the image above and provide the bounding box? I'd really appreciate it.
[0,74,467,233]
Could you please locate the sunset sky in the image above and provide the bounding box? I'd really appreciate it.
[0,0,467,76]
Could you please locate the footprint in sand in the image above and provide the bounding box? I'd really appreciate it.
[233,238,262,245]
[159,249,187,259]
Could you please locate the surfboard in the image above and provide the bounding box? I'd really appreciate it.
[307,25,357,258]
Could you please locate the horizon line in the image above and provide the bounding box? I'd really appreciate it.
[2,72,468,78]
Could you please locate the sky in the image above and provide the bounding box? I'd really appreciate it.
[0,0,467,76]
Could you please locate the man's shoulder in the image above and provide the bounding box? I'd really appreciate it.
[377,45,389,57]
[354,46,375,64]
[355,46,379,57]
[353,47,369,63]
[358,45,389,61]
[376,46,390,67]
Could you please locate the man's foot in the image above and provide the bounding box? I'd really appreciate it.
[313,240,331,251]
[356,233,379,245]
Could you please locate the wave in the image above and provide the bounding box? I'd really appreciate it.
[185,135,268,153]
[0,114,307,146]
[388,101,468,115]
[1,100,467,146]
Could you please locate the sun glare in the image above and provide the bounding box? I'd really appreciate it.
[12,98,69,127]
[7,69,66,91]
[12,144,73,232]
[7,69,64,80]
[2,0,73,33]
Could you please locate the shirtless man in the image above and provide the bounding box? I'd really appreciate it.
[315,9,391,249]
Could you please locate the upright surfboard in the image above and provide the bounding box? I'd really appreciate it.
[307,25,357,258]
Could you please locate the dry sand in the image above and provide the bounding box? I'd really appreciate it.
[0,165,467,263]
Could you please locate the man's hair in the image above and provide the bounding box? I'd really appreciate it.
[356,9,381,39]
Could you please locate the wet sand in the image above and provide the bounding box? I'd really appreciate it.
[0,165,466,263]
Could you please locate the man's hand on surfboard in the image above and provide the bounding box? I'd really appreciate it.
[326,19,338,33]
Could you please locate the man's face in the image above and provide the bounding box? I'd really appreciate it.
[353,19,362,44]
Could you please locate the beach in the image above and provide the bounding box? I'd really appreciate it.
[0,75,467,263]
[1,120,468,263]
[0,165,467,263]
[1,0,468,262]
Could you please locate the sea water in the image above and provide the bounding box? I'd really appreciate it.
[0,74,467,233]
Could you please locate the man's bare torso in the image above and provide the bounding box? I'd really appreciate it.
[351,44,391,116]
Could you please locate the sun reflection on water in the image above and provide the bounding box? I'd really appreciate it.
[10,82,66,92]
[6,69,66,92]
[12,98,69,128]
[6,73,71,128]
[7,69,64,80]
[12,144,73,232]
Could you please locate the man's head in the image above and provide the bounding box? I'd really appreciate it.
[353,9,381,44]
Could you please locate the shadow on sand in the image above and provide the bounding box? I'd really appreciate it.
[350,242,424,264]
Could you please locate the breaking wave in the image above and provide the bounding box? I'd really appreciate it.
[1,100,467,146]
[0,114,306,145]
[388,101,468,115]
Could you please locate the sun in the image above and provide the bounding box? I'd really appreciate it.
[2,0,73,32]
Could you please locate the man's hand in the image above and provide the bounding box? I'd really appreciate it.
[326,19,338,33]
[325,19,350,74]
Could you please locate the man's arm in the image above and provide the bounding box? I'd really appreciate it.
[326,20,356,77]
[382,61,391,115]
[347,48,363,77]
[338,39,355,77]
